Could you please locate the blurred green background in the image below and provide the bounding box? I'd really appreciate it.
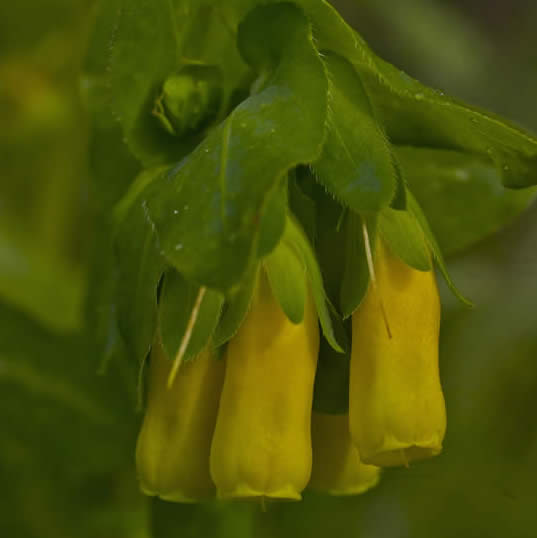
[1,0,536,536]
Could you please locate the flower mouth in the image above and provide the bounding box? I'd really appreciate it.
[362,443,443,468]
[217,484,303,502]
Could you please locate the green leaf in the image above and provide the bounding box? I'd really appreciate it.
[313,52,397,211]
[256,176,288,259]
[396,146,537,256]
[361,56,537,189]
[85,216,127,376]
[212,266,257,348]
[84,2,142,212]
[144,2,328,290]
[284,216,344,352]
[407,190,472,306]
[264,240,306,324]
[114,166,169,224]
[289,169,317,244]
[340,213,375,319]
[289,0,537,189]
[158,270,224,362]
[175,3,251,112]
[390,155,408,210]
[105,0,199,165]
[115,169,168,364]
[378,207,432,272]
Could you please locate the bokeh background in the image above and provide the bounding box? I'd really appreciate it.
[1,0,537,536]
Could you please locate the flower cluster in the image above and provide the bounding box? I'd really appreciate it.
[135,232,446,502]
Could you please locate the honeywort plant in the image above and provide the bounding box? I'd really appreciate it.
[84,0,537,506]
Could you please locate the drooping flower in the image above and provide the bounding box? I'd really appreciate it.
[135,340,225,502]
[349,238,446,467]
[210,269,319,500]
[309,411,380,495]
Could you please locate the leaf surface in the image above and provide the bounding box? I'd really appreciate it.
[144,3,328,290]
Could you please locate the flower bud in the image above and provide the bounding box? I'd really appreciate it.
[309,412,380,495]
[135,341,225,502]
[210,270,320,500]
[349,239,446,467]
[153,64,222,136]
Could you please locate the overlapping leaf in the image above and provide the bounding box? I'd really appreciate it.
[104,0,207,166]
[212,266,257,347]
[397,147,536,255]
[114,168,169,365]
[362,57,537,189]
[158,270,224,362]
[265,240,307,324]
[378,206,432,272]
[407,190,472,306]
[340,213,375,319]
[143,3,328,291]
[283,216,345,352]
[314,52,397,211]
[291,0,537,190]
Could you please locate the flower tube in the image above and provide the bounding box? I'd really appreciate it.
[309,411,380,495]
[210,270,320,500]
[135,341,225,502]
[349,239,446,467]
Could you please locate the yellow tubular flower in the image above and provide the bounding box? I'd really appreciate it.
[309,412,380,495]
[349,239,446,467]
[210,270,320,500]
[135,341,225,502]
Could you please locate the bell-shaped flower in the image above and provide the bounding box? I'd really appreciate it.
[349,239,446,467]
[210,268,319,500]
[135,340,225,502]
[309,411,380,495]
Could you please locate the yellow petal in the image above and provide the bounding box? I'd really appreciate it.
[349,239,446,467]
[210,270,319,500]
[309,412,380,495]
[135,342,224,502]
